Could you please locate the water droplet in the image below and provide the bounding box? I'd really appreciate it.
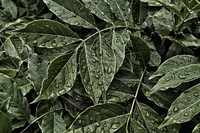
[98,81,103,86]
[178,74,186,79]
[91,59,96,63]
[146,113,150,117]
[52,43,57,47]
[56,84,59,88]
[165,78,170,82]
[95,75,100,79]
[33,40,37,44]
[193,92,199,97]
[78,120,82,124]
[187,97,191,101]
[172,119,177,123]
[151,120,155,124]
[173,107,179,112]
[184,112,188,116]
[107,67,112,73]
[83,78,87,83]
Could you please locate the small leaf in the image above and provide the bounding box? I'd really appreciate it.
[0,111,12,133]
[130,118,148,133]
[14,20,80,48]
[41,112,66,133]
[193,123,200,133]
[32,51,77,103]
[149,64,200,95]
[180,34,200,47]
[105,0,133,25]
[0,10,10,31]
[148,50,161,67]
[82,0,114,24]
[66,103,129,133]
[150,55,199,79]
[159,83,200,128]
[0,97,11,113]
[43,0,96,28]
[153,8,175,36]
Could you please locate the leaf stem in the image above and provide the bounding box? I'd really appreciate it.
[125,67,146,133]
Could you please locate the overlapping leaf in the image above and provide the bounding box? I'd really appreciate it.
[43,0,96,28]
[14,20,80,48]
[41,112,66,133]
[193,123,200,133]
[159,83,200,128]
[65,103,129,133]
[0,111,12,133]
[149,64,200,95]
[80,36,116,104]
[1,0,17,18]
[32,51,78,103]
[0,74,30,121]
[150,55,199,79]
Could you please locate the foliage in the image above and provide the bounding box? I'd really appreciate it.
[0,0,200,132]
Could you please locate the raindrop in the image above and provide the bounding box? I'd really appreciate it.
[52,43,57,47]
[178,74,186,79]
[173,107,179,112]
[165,78,170,82]
[56,84,59,88]
[151,120,155,124]
[187,97,191,101]
[107,67,112,73]
[184,112,188,116]
[98,81,103,86]
[193,92,199,97]
[91,59,96,63]
[83,78,87,83]
[95,75,100,79]
[33,40,37,44]
[78,120,82,124]
[146,113,150,118]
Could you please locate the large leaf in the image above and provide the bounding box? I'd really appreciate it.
[43,0,96,29]
[65,103,129,133]
[0,111,12,133]
[40,112,66,133]
[14,20,80,48]
[0,74,30,121]
[149,55,199,79]
[148,64,200,95]
[159,83,200,128]
[80,38,116,104]
[32,51,78,103]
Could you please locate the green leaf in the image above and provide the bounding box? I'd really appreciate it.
[32,51,78,103]
[105,0,133,25]
[0,111,12,133]
[66,103,129,133]
[80,39,116,104]
[0,64,18,78]
[159,83,200,128]
[133,102,164,133]
[150,55,199,79]
[130,118,148,133]
[28,50,48,92]
[14,20,80,48]
[0,10,10,31]
[180,34,200,47]
[148,50,161,67]
[1,0,17,18]
[130,33,151,67]
[82,0,114,24]
[107,79,134,103]
[149,64,200,95]
[193,123,200,133]
[43,0,96,29]
[0,97,11,113]
[0,74,30,121]
[153,8,175,36]
[62,95,88,118]
[41,112,66,133]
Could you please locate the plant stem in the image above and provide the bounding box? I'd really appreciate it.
[125,67,146,133]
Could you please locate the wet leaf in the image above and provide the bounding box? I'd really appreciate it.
[149,64,200,95]
[65,103,129,133]
[193,123,200,133]
[159,83,200,128]
[32,51,78,103]
[150,55,199,79]
[43,0,96,28]
[1,0,17,18]
[41,112,66,133]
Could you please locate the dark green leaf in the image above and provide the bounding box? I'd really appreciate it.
[0,111,12,133]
